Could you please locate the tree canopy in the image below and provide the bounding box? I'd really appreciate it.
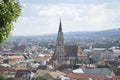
[0,76,16,80]
[33,77,48,80]
[0,0,21,45]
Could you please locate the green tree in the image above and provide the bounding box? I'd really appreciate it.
[0,76,6,80]
[0,0,21,45]
[96,64,110,68]
[7,77,16,80]
[33,77,48,80]
[0,76,16,80]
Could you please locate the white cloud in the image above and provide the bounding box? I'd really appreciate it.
[12,1,120,35]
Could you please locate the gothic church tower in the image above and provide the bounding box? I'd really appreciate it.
[55,19,65,63]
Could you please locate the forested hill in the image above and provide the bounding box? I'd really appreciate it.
[10,28,120,40]
[63,28,120,38]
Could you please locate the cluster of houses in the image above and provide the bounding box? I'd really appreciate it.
[0,21,120,80]
[1,41,120,80]
[84,46,120,65]
[0,42,54,80]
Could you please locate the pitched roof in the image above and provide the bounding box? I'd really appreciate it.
[14,45,26,50]
[104,60,119,67]
[15,70,31,78]
[6,55,25,60]
[64,45,78,57]
[55,64,73,71]
[112,49,120,53]
[58,19,62,32]
[73,68,112,75]
[47,70,66,79]
[77,46,87,57]
[33,56,50,62]
[64,45,86,57]
[0,66,28,71]
[66,72,109,80]
[37,65,47,70]
[0,67,15,71]
[83,68,111,75]
[49,45,87,64]
[33,69,50,78]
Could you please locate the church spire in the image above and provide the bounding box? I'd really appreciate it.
[58,19,62,32]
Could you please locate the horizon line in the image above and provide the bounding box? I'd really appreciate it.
[11,27,120,37]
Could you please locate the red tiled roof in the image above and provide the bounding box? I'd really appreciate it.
[0,67,16,71]
[66,72,110,80]
[33,56,50,62]
[6,55,25,60]
[0,67,28,71]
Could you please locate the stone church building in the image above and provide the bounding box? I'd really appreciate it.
[50,20,87,66]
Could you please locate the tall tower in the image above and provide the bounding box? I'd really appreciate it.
[55,19,65,63]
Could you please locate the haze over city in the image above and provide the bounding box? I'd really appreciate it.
[1,0,120,79]
[12,0,120,36]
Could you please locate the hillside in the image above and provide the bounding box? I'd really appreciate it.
[9,28,120,41]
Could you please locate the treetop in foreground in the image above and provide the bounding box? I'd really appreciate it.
[0,0,21,45]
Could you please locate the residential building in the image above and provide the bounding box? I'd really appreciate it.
[33,56,51,65]
[65,72,112,80]
[73,68,113,76]
[0,56,3,64]
[44,70,66,80]
[3,55,25,66]
[0,68,15,77]
[15,70,32,80]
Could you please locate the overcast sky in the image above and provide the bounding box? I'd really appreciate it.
[12,0,120,36]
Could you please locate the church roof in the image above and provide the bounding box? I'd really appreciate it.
[64,45,78,57]
[64,45,87,57]
[58,19,62,32]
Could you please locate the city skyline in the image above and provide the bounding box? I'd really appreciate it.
[12,0,120,36]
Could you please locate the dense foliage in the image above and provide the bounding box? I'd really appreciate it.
[0,0,21,45]
[33,77,48,80]
[96,64,110,68]
[0,76,16,80]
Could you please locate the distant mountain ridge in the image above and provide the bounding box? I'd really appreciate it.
[91,28,120,37]
[63,28,120,38]
[10,28,120,40]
